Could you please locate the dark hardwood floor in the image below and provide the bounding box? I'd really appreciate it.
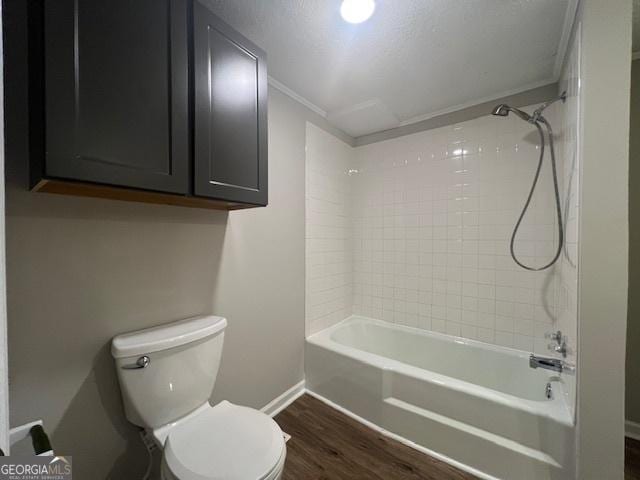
[274,394,477,480]
[628,437,640,480]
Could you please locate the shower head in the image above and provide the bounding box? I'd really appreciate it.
[491,104,532,122]
[491,104,510,117]
[492,92,566,124]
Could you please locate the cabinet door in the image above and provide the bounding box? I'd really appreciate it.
[193,1,268,206]
[43,0,189,194]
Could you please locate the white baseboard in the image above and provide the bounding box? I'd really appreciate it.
[261,380,306,417]
[627,420,640,441]
[305,390,497,480]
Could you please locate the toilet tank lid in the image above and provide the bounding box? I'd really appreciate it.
[111,315,227,358]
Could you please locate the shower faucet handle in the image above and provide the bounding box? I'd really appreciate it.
[548,341,568,357]
[545,330,563,344]
[545,330,570,358]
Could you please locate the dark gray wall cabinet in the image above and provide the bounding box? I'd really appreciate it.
[193,1,268,206]
[17,0,268,209]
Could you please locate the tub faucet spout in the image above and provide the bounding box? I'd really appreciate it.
[529,354,564,373]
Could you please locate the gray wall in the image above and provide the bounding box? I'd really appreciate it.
[4,85,345,478]
[575,0,631,478]
[627,59,640,425]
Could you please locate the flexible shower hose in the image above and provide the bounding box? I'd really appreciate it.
[509,117,564,271]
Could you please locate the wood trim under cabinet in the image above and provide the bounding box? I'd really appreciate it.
[31,179,259,211]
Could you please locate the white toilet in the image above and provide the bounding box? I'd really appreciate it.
[111,315,286,480]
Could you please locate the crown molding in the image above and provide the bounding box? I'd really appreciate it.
[396,78,556,129]
[553,0,581,80]
[267,76,327,118]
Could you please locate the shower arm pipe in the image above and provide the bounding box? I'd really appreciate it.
[530,91,567,123]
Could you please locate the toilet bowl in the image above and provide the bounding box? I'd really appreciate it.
[159,402,286,480]
[111,315,286,480]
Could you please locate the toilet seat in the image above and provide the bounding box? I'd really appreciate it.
[161,401,286,480]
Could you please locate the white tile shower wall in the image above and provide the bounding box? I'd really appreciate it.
[305,123,353,336]
[351,106,572,353]
[303,99,580,390]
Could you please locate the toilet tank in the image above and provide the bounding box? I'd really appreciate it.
[111,315,227,429]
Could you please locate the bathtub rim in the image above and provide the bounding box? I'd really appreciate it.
[306,315,575,427]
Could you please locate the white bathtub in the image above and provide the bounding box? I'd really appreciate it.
[305,315,575,480]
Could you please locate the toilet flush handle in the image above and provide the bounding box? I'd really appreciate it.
[121,355,151,370]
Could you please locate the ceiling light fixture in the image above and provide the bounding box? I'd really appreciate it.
[340,0,375,24]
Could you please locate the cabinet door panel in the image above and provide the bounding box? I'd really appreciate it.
[193,1,268,205]
[44,0,189,193]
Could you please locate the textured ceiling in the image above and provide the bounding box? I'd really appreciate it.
[203,0,573,136]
